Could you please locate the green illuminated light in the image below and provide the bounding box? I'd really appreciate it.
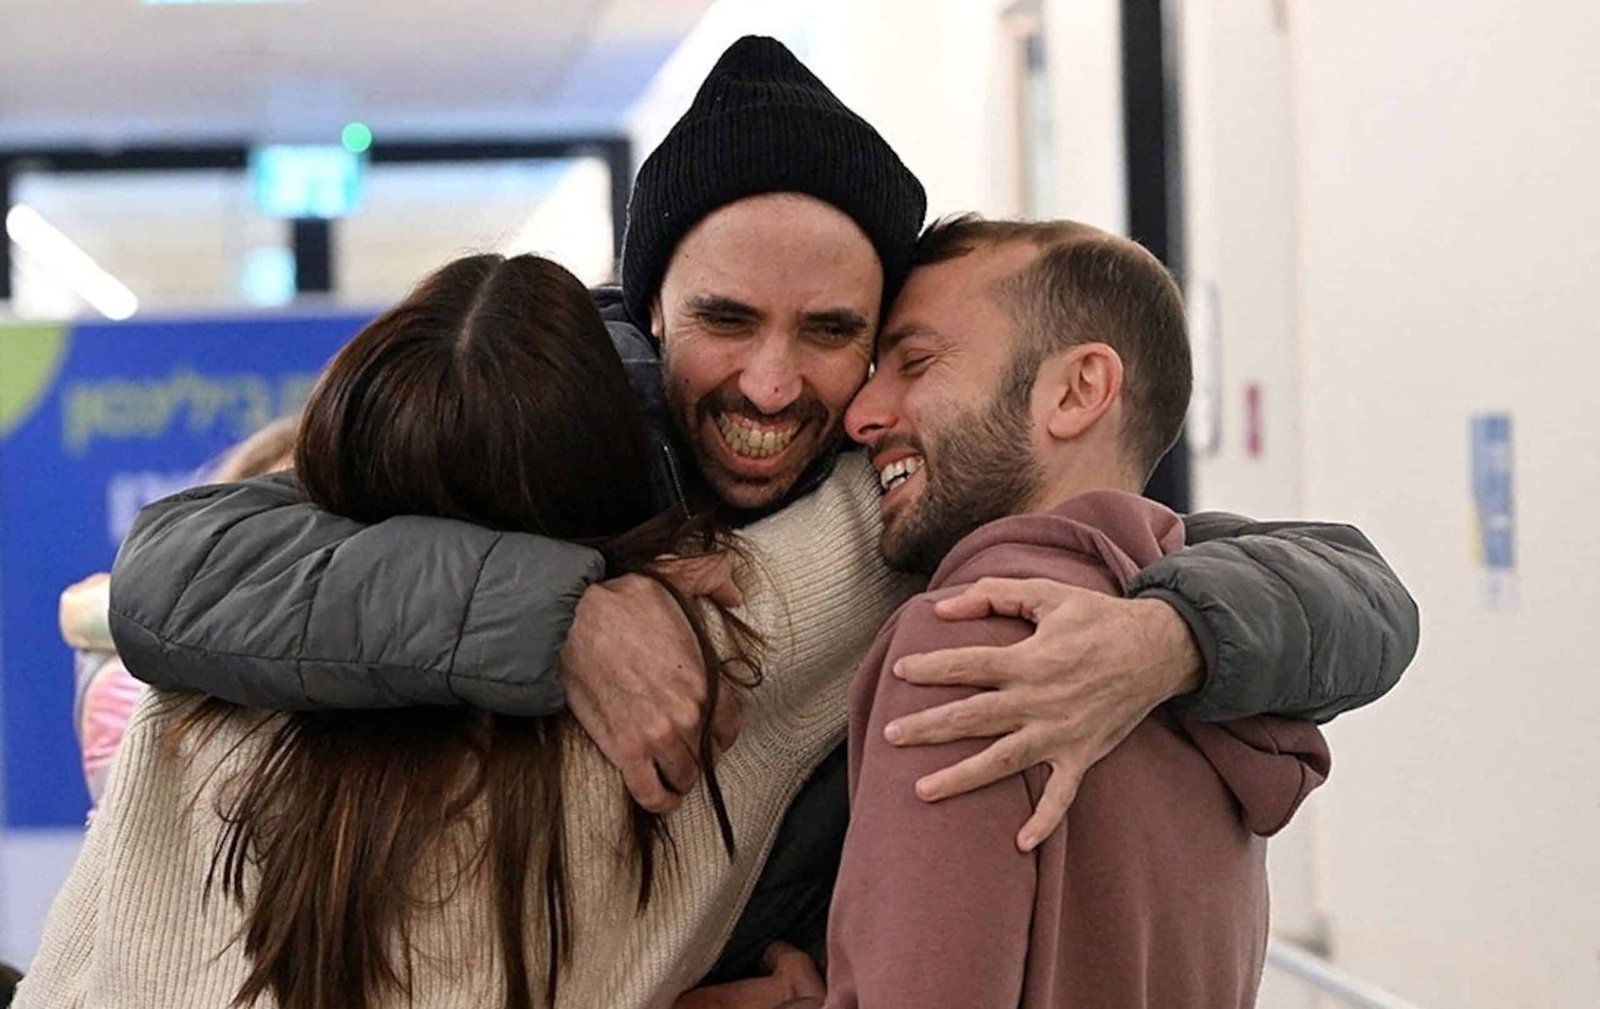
[341,122,373,154]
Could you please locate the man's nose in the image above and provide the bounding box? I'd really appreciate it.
[845,371,896,445]
[737,332,804,414]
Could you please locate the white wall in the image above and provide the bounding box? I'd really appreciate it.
[1178,9,1321,1005]
[0,832,81,966]
[1190,1,1600,1006]
[1179,0,1303,520]
[1041,0,1126,231]
[1289,2,1600,1005]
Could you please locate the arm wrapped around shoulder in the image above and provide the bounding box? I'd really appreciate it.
[109,473,605,714]
[1134,513,1419,723]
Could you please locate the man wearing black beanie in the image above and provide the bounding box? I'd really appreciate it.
[613,34,924,514]
[589,37,932,980]
[109,32,1416,1008]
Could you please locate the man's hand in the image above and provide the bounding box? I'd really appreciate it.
[885,578,1204,852]
[559,567,743,813]
[673,942,825,1009]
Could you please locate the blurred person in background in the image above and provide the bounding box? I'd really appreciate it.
[17,252,906,1009]
[105,35,1417,989]
[56,417,297,811]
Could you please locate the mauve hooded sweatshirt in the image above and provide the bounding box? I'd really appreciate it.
[820,491,1332,1009]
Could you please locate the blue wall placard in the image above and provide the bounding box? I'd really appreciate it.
[0,312,369,828]
[1470,412,1516,610]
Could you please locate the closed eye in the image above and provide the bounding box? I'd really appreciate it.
[811,323,862,344]
[692,312,760,338]
[686,295,761,333]
[801,324,867,349]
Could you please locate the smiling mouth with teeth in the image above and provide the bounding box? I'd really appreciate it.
[877,455,924,495]
[714,412,802,460]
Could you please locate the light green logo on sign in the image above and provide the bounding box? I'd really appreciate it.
[0,323,73,439]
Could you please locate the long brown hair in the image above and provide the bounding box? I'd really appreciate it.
[170,254,757,1009]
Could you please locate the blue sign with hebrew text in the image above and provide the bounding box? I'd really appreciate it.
[0,312,368,827]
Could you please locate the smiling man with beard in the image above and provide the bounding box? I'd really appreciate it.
[651,191,878,515]
[109,37,1413,999]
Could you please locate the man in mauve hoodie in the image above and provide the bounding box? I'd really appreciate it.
[766,215,1331,1009]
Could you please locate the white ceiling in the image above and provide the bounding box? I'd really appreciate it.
[1,0,716,317]
[0,0,713,145]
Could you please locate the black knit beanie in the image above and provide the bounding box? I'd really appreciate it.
[620,35,927,331]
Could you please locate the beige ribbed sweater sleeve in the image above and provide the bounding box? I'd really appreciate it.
[15,451,919,1009]
[554,450,922,1007]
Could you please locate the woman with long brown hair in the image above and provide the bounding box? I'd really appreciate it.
[16,254,912,1009]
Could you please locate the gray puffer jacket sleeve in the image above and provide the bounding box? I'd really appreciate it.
[1132,513,1419,724]
[108,472,604,714]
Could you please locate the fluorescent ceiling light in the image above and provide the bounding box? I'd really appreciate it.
[5,205,140,321]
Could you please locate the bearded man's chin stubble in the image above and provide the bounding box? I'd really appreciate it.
[878,392,1044,573]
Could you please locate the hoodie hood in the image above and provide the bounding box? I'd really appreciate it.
[1182,717,1331,836]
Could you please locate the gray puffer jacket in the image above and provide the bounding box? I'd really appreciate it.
[108,289,1418,723]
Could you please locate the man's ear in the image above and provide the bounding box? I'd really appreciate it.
[650,295,666,342]
[1040,342,1124,442]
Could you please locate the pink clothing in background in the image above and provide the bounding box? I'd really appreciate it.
[61,573,146,808]
[74,653,145,806]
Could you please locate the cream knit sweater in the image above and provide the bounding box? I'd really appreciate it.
[17,452,919,1009]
